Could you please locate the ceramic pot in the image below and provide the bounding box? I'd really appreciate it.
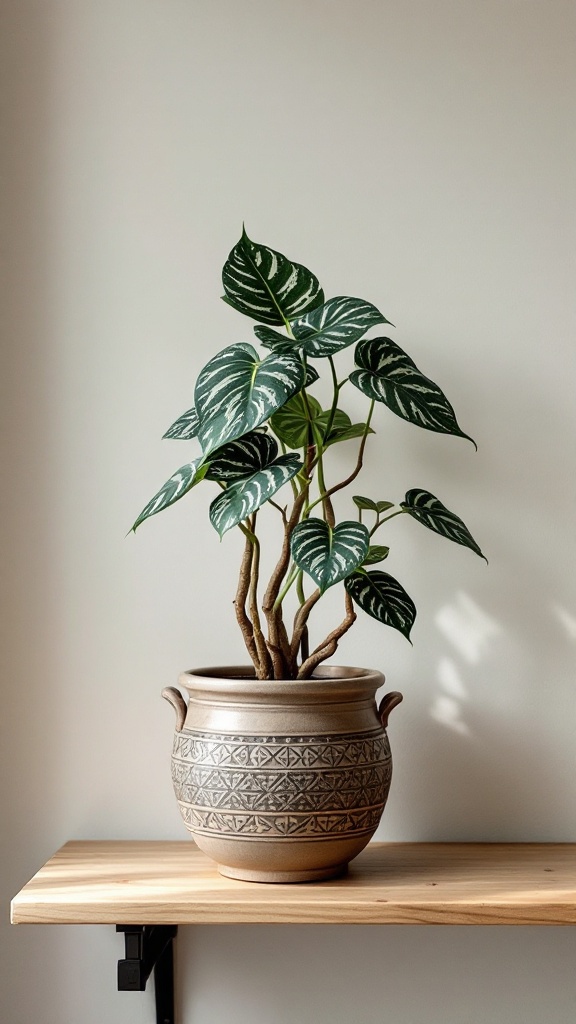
[162,664,402,883]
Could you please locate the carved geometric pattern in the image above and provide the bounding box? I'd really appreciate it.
[180,805,384,838]
[172,729,389,771]
[171,728,392,839]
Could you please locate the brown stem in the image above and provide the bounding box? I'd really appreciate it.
[290,588,322,665]
[248,523,273,679]
[297,592,357,679]
[262,471,312,678]
[234,533,259,672]
[308,403,375,512]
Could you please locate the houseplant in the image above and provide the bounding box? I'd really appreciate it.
[133,229,484,881]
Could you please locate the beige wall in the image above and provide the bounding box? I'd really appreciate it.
[2,1,575,1021]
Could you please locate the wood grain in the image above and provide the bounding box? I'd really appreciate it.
[11,841,576,926]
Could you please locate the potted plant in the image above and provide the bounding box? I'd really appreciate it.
[133,229,484,882]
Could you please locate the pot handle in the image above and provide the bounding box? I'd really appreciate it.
[162,686,187,733]
[378,691,403,729]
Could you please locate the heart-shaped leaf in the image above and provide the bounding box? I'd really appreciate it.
[195,343,305,456]
[209,454,302,537]
[162,406,199,441]
[206,431,278,481]
[345,570,416,641]
[132,459,208,532]
[270,392,322,449]
[350,337,476,446]
[363,545,390,565]
[291,296,392,357]
[290,519,370,593]
[401,489,486,560]
[222,229,324,326]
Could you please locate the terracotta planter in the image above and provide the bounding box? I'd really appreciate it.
[162,664,402,883]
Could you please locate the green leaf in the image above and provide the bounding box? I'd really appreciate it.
[313,409,373,448]
[353,495,378,511]
[209,454,302,537]
[195,343,305,456]
[401,489,486,560]
[350,337,476,446]
[305,364,320,387]
[345,569,416,641]
[269,392,322,449]
[291,296,392,357]
[253,325,298,352]
[132,459,208,532]
[206,431,278,481]
[162,406,199,440]
[376,500,394,513]
[363,545,390,565]
[222,229,324,326]
[290,519,370,593]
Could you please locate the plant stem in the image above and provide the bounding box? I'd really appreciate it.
[306,399,376,515]
[273,562,300,611]
[316,452,336,528]
[297,591,356,679]
[234,531,260,673]
[247,514,273,678]
[370,507,407,536]
[290,587,322,665]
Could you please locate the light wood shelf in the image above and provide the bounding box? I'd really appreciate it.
[11,841,576,926]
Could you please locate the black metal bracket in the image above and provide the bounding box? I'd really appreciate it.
[117,924,177,1024]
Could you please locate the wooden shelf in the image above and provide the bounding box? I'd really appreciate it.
[11,841,576,926]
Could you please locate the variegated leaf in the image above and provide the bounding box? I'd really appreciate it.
[253,325,298,352]
[195,343,305,456]
[345,570,416,641]
[290,519,370,593]
[209,454,302,537]
[162,406,199,440]
[350,337,476,446]
[401,489,486,560]
[270,392,322,449]
[222,228,324,326]
[206,431,278,481]
[291,296,392,357]
[363,545,390,565]
[305,363,320,387]
[131,459,208,532]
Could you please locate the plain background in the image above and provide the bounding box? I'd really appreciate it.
[2,1,575,1021]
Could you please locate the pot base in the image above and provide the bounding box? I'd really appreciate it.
[217,861,349,884]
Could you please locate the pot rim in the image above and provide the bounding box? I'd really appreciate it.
[178,664,385,702]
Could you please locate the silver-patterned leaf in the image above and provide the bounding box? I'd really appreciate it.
[291,296,392,357]
[290,519,370,593]
[222,229,324,326]
[350,337,476,446]
[401,489,486,560]
[253,325,298,352]
[363,545,390,565]
[345,570,416,641]
[209,454,302,537]
[131,459,208,532]
[195,343,305,456]
[162,406,199,440]
[270,392,322,449]
[305,363,320,387]
[206,431,278,481]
